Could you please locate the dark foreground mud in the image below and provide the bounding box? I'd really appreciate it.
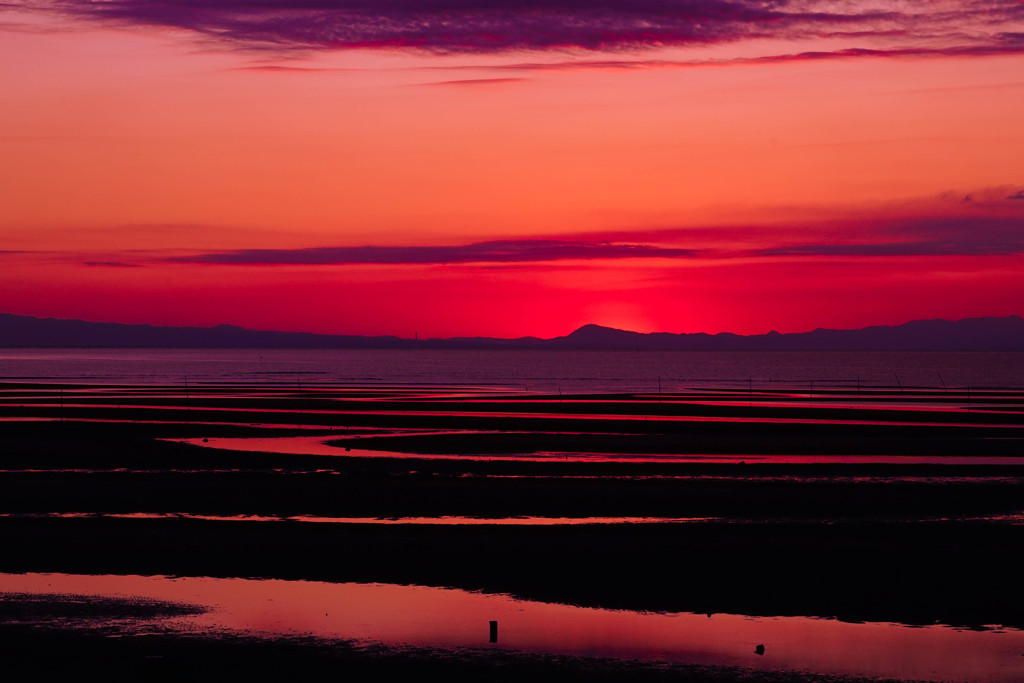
[0,621,893,683]
[2,515,1021,629]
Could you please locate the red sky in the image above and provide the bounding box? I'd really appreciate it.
[2,1,1023,338]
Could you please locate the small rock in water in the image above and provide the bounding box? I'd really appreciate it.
[754,644,765,656]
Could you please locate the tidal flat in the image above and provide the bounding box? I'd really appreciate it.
[2,380,1024,681]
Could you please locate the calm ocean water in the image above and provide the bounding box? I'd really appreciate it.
[1,348,1022,393]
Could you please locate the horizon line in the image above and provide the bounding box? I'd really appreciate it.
[3,311,1021,343]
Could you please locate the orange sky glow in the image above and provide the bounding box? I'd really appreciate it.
[2,1,1023,337]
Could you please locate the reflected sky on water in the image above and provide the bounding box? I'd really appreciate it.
[3,572,1024,682]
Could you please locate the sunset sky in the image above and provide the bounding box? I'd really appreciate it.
[2,1,1023,338]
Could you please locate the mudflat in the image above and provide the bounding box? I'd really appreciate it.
[2,381,1023,680]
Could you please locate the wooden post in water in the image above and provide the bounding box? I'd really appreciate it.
[489,620,498,643]
[893,372,903,393]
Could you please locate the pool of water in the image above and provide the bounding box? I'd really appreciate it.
[2,572,1023,682]
[170,435,1024,465]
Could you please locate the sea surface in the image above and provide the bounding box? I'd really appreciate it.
[2,348,1023,393]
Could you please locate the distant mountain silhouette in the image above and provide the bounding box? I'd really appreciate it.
[551,318,1024,351]
[1,312,1022,350]
[0,313,408,350]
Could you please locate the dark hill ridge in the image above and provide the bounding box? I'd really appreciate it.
[0,314,408,350]
[555,317,1024,351]
[1,312,1022,350]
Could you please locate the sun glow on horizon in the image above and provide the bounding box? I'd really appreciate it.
[1,2,1022,336]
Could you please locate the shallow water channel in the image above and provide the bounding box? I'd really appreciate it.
[3,572,1023,682]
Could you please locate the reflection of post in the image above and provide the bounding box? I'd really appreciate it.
[489,620,498,643]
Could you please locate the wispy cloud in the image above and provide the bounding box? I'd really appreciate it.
[474,38,1024,71]
[170,240,701,265]
[162,204,1024,267]
[755,214,1024,257]
[11,1,1024,56]
[83,261,143,268]
[420,77,527,87]
[228,64,359,73]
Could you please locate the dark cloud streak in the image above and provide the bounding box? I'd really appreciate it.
[755,214,1024,258]
[757,241,1024,257]
[168,210,1024,267]
[468,38,1024,72]
[13,1,1024,56]
[172,240,701,265]
[420,77,527,87]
